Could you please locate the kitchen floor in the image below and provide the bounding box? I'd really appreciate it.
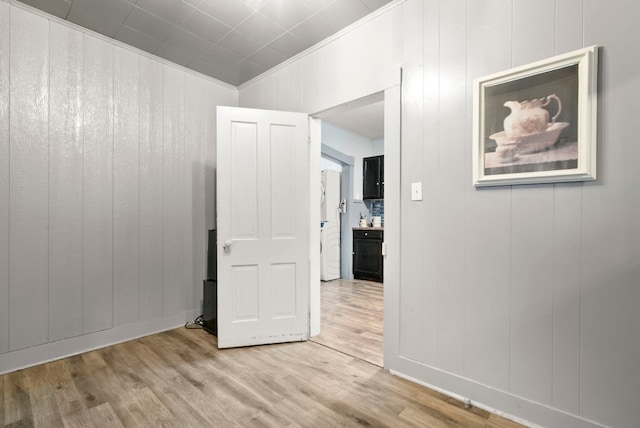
[311,278,384,367]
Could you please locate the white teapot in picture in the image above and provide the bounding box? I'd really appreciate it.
[489,93,570,162]
[503,94,562,139]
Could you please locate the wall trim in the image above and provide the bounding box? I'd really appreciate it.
[391,359,608,428]
[0,312,192,375]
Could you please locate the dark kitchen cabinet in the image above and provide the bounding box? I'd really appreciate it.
[353,229,383,282]
[363,155,384,200]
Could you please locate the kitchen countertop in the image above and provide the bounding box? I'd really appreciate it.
[353,226,384,231]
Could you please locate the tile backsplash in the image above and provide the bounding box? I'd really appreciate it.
[365,199,384,224]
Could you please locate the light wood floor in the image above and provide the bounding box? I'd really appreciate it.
[1,297,525,427]
[311,279,384,367]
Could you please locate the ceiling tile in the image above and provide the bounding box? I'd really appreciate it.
[258,0,314,31]
[115,26,163,54]
[235,12,286,45]
[72,0,134,23]
[18,0,71,19]
[181,10,231,43]
[123,6,175,41]
[240,0,271,11]
[318,0,370,31]
[216,30,262,59]
[266,32,309,58]
[154,42,199,67]
[67,3,123,38]
[197,0,254,28]
[234,60,267,83]
[190,58,240,85]
[290,14,336,44]
[360,0,393,12]
[246,48,285,70]
[200,44,243,67]
[299,0,336,12]
[164,27,211,57]
[135,0,195,24]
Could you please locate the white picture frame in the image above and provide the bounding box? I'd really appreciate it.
[472,45,598,187]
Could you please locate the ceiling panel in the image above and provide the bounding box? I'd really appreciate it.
[16,0,393,86]
[18,0,71,19]
[266,32,309,58]
[234,11,285,44]
[67,3,123,38]
[135,0,195,24]
[289,13,336,45]
[197,0,254,28]
[115,25,163,54]
[258,0,314,31]
[181,10,231,43]
[318,0,371,30]
[123,6,175,41]
[216,30,262,59]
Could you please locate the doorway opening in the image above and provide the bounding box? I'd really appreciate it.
[311,91,386,367]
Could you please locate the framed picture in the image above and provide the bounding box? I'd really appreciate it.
[472,45,598,187]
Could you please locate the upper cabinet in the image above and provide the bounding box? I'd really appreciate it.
[363,155,384,200]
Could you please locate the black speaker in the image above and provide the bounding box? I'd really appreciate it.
[206,229,217,280]
[203,279,217,335]
[203,229,217,335]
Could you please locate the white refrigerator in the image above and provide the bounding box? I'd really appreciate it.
[320,170,341,281]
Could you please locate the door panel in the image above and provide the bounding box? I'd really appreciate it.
[217,106,309,348]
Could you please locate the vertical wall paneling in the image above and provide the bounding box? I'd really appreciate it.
[512,0,555,66]
[462,0,512,391]
[551,183,582,414]
[8,7,49,351]
[552,0,584,415]
[83,34,114,334]
[48,21,84,341]
[556,0,584,54]
[0,1,9,354]
[580,1,640,427]
[398,0,425,362]
[163,65,185,316]
[508,0,556,405]
[184,73,206,312]
[435,0,466,375]
[138,56,164,321]
[509,186,554,403]
[113,46,140,327]
[204,82,217,232]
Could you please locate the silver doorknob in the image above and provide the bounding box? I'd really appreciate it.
[223,240,232,251]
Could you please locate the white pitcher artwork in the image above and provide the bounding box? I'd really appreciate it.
[490,94,570,163]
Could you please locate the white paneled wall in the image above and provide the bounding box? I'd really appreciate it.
[0,1,10,355]
[49,21,84,342]
[9,6,50,351]
[238,1,640,427]
[0,2,237,373]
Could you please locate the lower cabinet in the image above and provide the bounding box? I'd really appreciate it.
[353,229,383,282]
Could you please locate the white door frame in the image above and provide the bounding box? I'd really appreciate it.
[308,84,402,370]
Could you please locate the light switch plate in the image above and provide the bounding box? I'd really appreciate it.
[411,182,423,201]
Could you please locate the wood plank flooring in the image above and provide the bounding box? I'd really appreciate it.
[311,279,384,367]
[1,280,525,427]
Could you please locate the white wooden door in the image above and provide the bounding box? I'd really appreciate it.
[216,106,310,348]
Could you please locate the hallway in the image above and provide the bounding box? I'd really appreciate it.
[311,279,384,367]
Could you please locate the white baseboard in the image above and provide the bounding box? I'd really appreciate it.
[0,311,193,375]
[390,358,607,428]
